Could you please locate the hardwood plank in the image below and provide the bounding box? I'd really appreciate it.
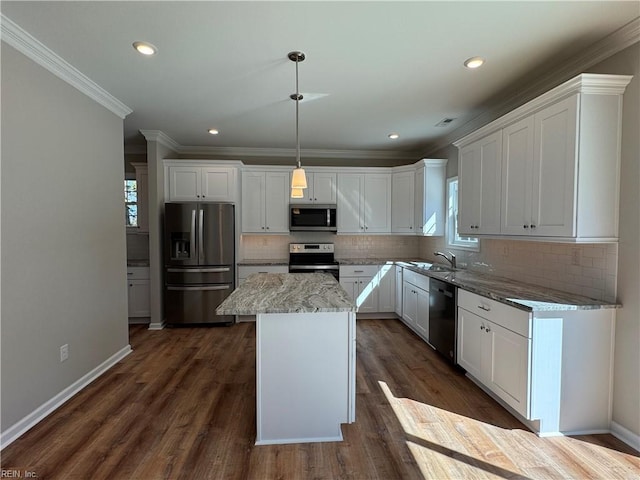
[1,320,638,480]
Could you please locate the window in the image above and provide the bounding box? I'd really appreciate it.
[125,179,138,227]
[446,177,479,251]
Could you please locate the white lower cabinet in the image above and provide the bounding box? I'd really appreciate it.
[457,305,530,418]
[401,270,429,341]
[127,267,150,318]
[394,266,403,317]
[339,264,395,314]
[456,288,615,436]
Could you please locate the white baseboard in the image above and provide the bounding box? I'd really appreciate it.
[0,344,132,450]
[611,420,640,452]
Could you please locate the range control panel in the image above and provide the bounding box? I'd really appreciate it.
[289,243,335,253]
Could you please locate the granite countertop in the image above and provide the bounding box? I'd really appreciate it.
[396,261,619,312]
[238,259,289,266]
[216,272,356,315]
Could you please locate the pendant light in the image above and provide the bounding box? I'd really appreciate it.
[289,51,308,196]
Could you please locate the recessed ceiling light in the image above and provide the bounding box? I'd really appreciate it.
[133,41,157,56]
[388,133,400,140]
[464,56,485,69]
[208,128,219,135]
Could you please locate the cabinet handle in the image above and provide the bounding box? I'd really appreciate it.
[477,304,491,312]
[354,270,364,273]
[127,272,133,275]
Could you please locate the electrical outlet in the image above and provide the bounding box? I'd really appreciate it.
[60,344,69,363]
[502,245,509,257]
[571,248,581,266]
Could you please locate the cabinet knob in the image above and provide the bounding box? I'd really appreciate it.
[129,283,133,287]
[409,226,413,229]
[266,226,270,230]
[480,325,485,331]
[485,326,491,333]
[523,224,529,229]
[314,198,317,201]
[530,224,536,229]
[261,226,265,230]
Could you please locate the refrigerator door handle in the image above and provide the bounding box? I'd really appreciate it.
[167,285,231,292]
[166,267,231,273]
[190,209,196,260]
[198,208,205,264]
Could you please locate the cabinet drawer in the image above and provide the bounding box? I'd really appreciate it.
[339,265,379,277]
[403,269,430,292]
[238,265,288,277]
[458,289,531,338]
[127,267,149,280]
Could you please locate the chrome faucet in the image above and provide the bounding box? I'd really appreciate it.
[434,251,456,269]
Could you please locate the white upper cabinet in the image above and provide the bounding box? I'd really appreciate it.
[290,171,337,204]
[391,170,415,233]
[415,160,447,236]
[241,170,289,233]
[337,172,391,234]
[166,163,238,203]
[456,73,632,242]
[458,131,503,235]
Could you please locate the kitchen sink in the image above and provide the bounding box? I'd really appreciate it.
[428,265,455,272]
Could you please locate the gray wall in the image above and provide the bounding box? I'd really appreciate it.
[588,43,640,441]
[1,45,129,430]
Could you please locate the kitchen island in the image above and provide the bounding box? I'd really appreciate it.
[216,272,356,445]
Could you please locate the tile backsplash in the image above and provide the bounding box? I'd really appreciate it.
[241,234,617,302]
[420,237,618,302]
[240,234,420,261]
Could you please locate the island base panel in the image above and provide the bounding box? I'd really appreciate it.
[256,312,355,445]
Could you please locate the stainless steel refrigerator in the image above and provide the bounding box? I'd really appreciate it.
[164,202,235,325]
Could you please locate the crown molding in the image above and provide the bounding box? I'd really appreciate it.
[138,130,420,161]
[139,130,181,152]
[1,14,132,119]
[453,73,632,147]
[424,16,640,156]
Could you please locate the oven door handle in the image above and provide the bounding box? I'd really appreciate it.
[167,285,230,291]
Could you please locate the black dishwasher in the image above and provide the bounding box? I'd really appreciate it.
[429,278,457,364]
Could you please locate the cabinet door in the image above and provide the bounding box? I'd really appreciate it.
[391,171,415,233]
[201,167,236,202]
[168,166,201,201]
[415,287,429,339]
[312,172,337,204]
[357,276,378,313]
[337,174,364,233]
[458,132,502,235]
[457,307,485,381]
[531,95,578,237]
[487,321,530,418]
[128,279,150,317]
[377,264,395,313]
[395,267,403,317]
[264,172,290,233]
[501,117,534,235]
[340,277,358,305]
[241,172,266,233]
[402,282,417,327]
[364,174,392,233]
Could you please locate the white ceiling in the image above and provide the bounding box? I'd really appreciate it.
[2,1,639,159]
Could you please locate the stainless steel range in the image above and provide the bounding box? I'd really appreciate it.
[288,243,339,280]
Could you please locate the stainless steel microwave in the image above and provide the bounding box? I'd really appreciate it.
[289,204,337,232]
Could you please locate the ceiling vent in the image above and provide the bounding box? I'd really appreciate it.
[435,118,456,127]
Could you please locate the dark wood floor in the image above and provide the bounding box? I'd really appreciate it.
[2,319,638,479]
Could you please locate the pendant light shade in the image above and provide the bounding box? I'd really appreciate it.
[289,51,308,197]
[291,167,307,189]
[290,187,305,199]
